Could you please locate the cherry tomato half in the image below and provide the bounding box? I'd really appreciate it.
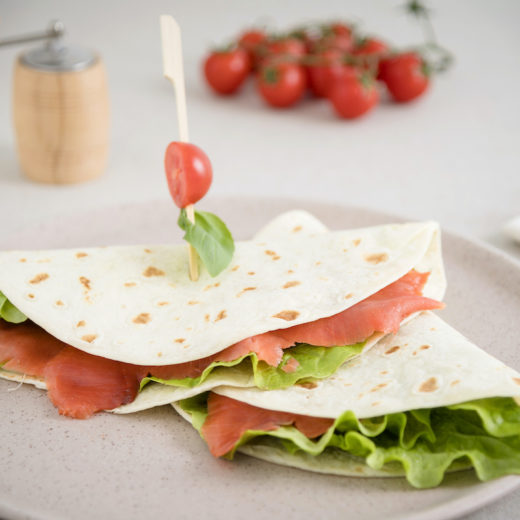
[164,142,213,208]
[379,52,429,102]
[328,73,379,119]
[203,48,251,95]
[257,61,307,108]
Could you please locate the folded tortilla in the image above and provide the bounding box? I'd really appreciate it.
[173,312,520,487]
[0,211,445,415]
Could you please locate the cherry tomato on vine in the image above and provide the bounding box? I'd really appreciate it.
[264,37,307,60]
[379,52,429,102]
[238,30,267,66]
[257,61,307,108]
[319,23,354,52]
[164,142,213,208]
[328,73,379,119]
[203,48,251,95]
[352,37,388,56]
[308,49,357,97]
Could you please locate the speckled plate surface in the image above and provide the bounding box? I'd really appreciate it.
[1,197,520,520]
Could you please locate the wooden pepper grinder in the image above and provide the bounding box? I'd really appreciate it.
[1,20,109,184]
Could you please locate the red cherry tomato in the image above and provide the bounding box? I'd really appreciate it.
[328,73,379,119]
[352,38,388,56]
[320,23,354,52]
[164,142,213,208]
[238,30,267,67]
[239,30,266,51]
[379,52,429,102]
[257,61,307,108]
[203,48,251,95]
[264,37,307,60]
[308,49,357,97]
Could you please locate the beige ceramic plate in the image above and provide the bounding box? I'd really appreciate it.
[1,197,520,520]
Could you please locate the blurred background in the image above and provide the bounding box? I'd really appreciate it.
[0,0,519,258]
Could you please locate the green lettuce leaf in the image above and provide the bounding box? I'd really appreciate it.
[143,342,364,391]
[0,291,27,324]
[178,209,235,277]
[179,395,520,488]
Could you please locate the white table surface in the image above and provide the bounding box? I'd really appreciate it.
[1,1,519,518]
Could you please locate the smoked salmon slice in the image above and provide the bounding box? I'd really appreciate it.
[201,392,333,457]
[0,270,442,418]
[170,270,442,374]
[45,348,147,419]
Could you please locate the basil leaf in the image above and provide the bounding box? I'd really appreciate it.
[0,291,27,323]
[178,209,235,277]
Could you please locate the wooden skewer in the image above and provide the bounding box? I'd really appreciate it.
[160,15,199,281]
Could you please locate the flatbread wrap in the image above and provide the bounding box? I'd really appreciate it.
[0,211,444,418]
[174,312,520,488]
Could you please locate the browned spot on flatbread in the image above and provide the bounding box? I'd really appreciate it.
[420,345,431,351]
[283,281,300,289]
[265,250,276,256]
[371,402,381,407]
[315,261,322,266]
[205,314,210,322]
[370,382,389,393]
[157,301,170,306]
[215,310,227,322]
[81,334,97,343]
[27,293,35,299]
[55,300,64,306]
[353,239,361,247]
[143,266,165,277]
[188,300,200,305]
[157,352,162,357]
[79,276,91,290]
[513,377,520,386]
[248,271,255,276]
[272,256,280,261]
[273,310,300,321]
[133,313,151,324]
[204,283,220,291]
[419,377,439,393]
[174,338,185,344]
[76,252,88,258]
[287,269,294,274]
[292,225,302,232]
[29,273,49,284]
[345,293,353,299]
[357,393,364,399]
[231,265,239,271]
[237,287,257,297]
[380,370,389,375]
[19,258,26,263]
[430,327,436,331]
[297,382,317,389]
[76,320,86,327]
[385,345,400,355]
[450,380,461,387]
[364,253,389,265]
[124,282,136,287]
[343,248,348,253]
[344,383,352,387]
[144,248,152,253]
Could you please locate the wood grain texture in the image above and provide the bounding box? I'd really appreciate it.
[12,56,109,184]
